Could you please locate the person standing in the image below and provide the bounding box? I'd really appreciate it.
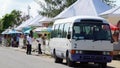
[26,34,32,55]
[23,35,27,49]
[36,34,42,54]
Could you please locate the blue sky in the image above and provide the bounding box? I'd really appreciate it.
[0,0,120,18]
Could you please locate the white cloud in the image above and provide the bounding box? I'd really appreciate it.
[0,0,11,17]
[115,0,120,6]
[0,0,40,18]
[29,2,40,17]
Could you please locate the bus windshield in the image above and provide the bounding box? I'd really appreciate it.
[72,21,111,41]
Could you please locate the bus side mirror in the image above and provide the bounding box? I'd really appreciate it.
[111,38,114,43]
[67,34,71,39]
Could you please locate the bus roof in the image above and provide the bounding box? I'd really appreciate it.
[54,16,108,24]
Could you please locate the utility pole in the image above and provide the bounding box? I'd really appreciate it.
[27,5,31,19]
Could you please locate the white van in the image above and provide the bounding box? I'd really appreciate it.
[49,16,113,68]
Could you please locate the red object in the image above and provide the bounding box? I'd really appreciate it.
[109,23,119,31]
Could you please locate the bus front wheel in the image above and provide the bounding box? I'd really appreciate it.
[98,63,107,68]
[66,52,75,67]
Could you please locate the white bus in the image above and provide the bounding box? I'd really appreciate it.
[49,16,113,68]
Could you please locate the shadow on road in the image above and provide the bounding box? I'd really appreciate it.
[60,62,115,68]
[113,55,120,61]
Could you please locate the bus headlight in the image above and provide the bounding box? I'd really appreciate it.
[76,50,83,54]
[71,50,83,54]
[79,51,83,54]
[103,51,110,55]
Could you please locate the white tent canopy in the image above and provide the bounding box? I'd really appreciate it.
[15,18,33,31]
[15,15,42,30]
[33,27,52,33]
[29,16,53,27]
[100,6,120,16]
[39,17,53,23]
[1,29,10,34]
[8,29,22,34]
[28,15,43,27]
[54,0,111,19]
[100,6,120,25]
[33,27,47,32]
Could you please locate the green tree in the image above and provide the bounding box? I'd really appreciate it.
[0,10,26,32]
[11,10,22,25]
[0,19,3,33]
[2,14,12,29]
[102,0,116,7]
[35,0,76,17]
[35,0,116,17]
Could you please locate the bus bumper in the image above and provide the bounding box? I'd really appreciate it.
[71,54,112,62]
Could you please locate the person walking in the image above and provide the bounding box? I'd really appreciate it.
[26,34,32,55]
[36,34,42,54]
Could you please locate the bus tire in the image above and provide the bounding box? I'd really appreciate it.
[98,63,107,68]
[66,51,75,67]
[53,49,63,63]
[80,62,88,65]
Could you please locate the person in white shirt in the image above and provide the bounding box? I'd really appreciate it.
[36,34,42,54]
[26,34,32,55]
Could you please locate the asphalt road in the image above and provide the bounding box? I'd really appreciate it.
[0,47,120,68]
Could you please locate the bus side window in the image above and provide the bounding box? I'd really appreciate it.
[63,23,70,38]
[59,24,64,38]
[51,25,55,38]
[51,24,60,38]
[67,26,72,39]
